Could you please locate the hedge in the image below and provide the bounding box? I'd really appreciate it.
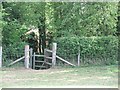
[55,36,118,65]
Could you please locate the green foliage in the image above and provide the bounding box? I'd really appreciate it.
[1,2,119,66]
[55,36,118,65]
[53,2,118,37]
[2,20,27,64]
[0,3,6,46]
[2,20,26,45]
[0,4,2,46]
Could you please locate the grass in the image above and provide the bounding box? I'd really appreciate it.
[1,65,118,88]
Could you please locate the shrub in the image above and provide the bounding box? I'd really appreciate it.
[55,36,118,65]
[2,20,27,66]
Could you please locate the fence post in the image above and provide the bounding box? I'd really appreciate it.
[33,52,35,69]
[52,43,57,67]
[0,46,2,68]
[77,49,80,66]
[25,45,29,69]
[30,48,33,69]
[44,49,48,62]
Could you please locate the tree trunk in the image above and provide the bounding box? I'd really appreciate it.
[38,3,46,54]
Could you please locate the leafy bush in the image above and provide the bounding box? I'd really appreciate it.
[2,20,27,66]
[55,36,118,65]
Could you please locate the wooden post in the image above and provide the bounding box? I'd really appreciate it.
[0,46,2,68]
[30,48,33,69]
[77,49,80,66]
[52,43,57,66]
[33,52,35,69]
[44,49,47,62]
[25,45,29,69]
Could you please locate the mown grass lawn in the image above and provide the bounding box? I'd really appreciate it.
[1,65,118,88]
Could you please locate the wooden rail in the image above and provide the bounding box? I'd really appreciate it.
[32,54,52,59]
[33,55,44,57]
[35,60,52,65]
[45,49,53,53]
[56,55,76,67]
[8,56,25,66]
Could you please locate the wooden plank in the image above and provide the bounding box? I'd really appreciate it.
[45,49,53,53]
[35,61,52,65]
[56,55,76,67]
[35,60,44,63]
[45,56,52,59]
[52,43,57,66]
[0,46,2,68]
[44,62,52,65]
[8,56,25,66]
[34,55,44,57]
[25,45,29,69]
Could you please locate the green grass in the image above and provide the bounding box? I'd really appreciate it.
[1,65,118,88]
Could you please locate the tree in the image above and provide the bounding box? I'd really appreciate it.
[117,1,120,63]
[2,2,47,54]
[2,2,119,51]
[0,3,3,46]
[52,2,118,37]
[117,1,120,36]
[2,2,26,47]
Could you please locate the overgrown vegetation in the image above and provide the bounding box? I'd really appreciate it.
[1,2,119,66]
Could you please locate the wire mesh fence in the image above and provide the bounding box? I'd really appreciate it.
[56,46,118,66]
[55,36,118,66]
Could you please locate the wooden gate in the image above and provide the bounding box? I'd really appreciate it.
[32,49,53,69]
[31,43,57,69]
[31,43,76,69]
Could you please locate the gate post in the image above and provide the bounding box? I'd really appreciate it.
[25,45,29,69]
[52,43,57,66]
[77,49,80,66]
[0,46,2,68]
[30,48,33,69]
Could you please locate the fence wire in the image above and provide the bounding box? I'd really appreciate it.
[56,46,118,66]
